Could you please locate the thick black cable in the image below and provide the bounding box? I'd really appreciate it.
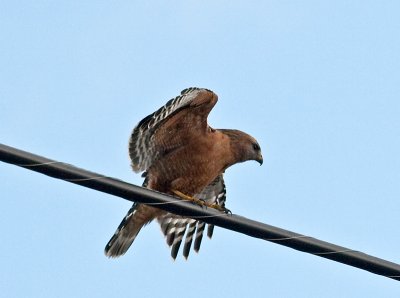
[1,143,399,281]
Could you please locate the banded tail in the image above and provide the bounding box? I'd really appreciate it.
[105,203,143,258]
[105,201,164,257]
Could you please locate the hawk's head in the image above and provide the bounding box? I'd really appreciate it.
[220,129,263,166]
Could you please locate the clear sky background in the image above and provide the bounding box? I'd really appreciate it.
[1,1,399,297]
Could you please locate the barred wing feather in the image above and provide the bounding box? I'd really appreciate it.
[157,174,226,259]
[129,87,214,173]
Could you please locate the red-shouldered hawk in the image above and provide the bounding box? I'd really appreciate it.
[105,87,263,259]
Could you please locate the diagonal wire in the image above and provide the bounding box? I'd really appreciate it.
[1,143,399,281]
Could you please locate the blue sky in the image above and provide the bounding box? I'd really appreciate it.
[1,1,399,297]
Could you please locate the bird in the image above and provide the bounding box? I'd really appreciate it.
[105,87,263,259]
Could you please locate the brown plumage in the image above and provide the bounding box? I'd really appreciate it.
[105,87,263,259]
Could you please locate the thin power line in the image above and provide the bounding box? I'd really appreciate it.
[1,143,399,281]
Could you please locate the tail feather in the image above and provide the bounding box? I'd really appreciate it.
[105,203,161,258]
[104,203,142,258]
[105,173,166,258]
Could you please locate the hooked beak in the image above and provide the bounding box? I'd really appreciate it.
[256,154,263,166]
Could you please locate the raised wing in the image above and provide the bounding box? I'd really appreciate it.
[129,87,217,173]
[157,174,227,259]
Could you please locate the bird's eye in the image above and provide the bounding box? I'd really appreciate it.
[252,143,260,151]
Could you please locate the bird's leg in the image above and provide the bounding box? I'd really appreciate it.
[171,189,228,212]
[171,189,205,206]
[207,203,231,213]
[216,206,232,214]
